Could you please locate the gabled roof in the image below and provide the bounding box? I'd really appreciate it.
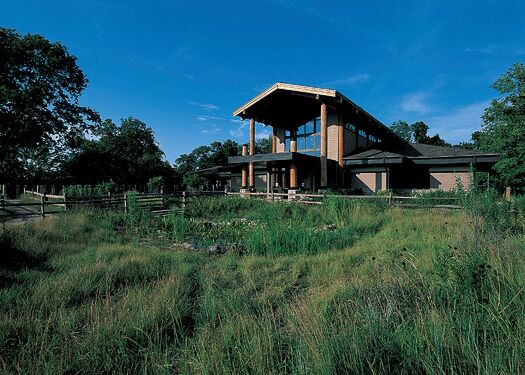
[232,83,337,117]
[232,82,402,143]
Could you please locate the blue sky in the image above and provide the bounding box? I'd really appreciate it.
[3,0,524,162]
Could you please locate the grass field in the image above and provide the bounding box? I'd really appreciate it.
[1,195,524,374]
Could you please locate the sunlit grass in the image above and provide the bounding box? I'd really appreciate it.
[1,196,524,374]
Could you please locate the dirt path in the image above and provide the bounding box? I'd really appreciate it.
[1,200,42,225]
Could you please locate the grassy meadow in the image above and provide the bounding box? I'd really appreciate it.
[1,195,525,374]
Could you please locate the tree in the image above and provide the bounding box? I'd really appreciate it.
[475,63,525,190]
[255,137,272,153]
[174,139,241,188]
[0,28,99,181]
[410,121,449,146]
[411,121,430,143]
[389,120,412,141]
[64,117,173,185]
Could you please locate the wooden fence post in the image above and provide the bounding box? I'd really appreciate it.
[505,187,512,202]
[182,191,186,210]
[63,194,67,213]
[389,191,393,207]
[0,193,4,212]
[124,193,128,213]
[41,193,46,218]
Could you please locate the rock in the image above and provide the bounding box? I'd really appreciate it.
[173,242,197,251]
[313,223,337,233]
[207,243,226,255]
[324,224,337,231]
[229,242,245,256]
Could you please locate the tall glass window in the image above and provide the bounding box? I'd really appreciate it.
[285,117,321,157]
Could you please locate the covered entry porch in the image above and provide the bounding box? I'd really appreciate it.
[228,152,321,192]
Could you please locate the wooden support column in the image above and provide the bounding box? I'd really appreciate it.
[338,116,344,169]
[249,119,255,189]
[271,127,277,188]
[241,144,248,189]
[320,102,328,188]
[338,115,344,188]
[290,139,297,189]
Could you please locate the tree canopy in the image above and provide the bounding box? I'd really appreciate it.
[64,117,173,185]
[389,120,412,141]
[0,28,99,181]
[474,63,525,190]
[389,120,449,146]
[174,139,240,188]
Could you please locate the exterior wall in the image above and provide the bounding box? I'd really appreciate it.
[350,167,389,194]
[343,128,357,155]
[429,165,471,191]
[357,132,367,148]
[326,109,339,161]
[274,127,285,153]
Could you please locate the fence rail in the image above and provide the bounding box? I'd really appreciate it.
[1,189,469,221]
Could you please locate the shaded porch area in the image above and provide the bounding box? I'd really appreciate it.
[228,152,325,192]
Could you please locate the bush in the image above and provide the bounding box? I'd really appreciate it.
[147,176,164,193]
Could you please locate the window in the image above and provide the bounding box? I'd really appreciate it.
[345,122,356,132]
[284,117,320,156]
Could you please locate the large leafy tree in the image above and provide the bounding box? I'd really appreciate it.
[476,63,525,190]
[389,120,412,141]
[389,120,449,146]
[174,139,241,187]
[0,28,99,181]
[65,117,173,185]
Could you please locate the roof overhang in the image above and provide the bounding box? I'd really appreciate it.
[345,157,404,166]
[411,155,499,165]
[228,151,320,165]
[231,82,402,142]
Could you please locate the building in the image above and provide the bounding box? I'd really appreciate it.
[219,83,497,193]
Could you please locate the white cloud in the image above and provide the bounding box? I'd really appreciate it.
[196,115,228,121]
[200,124,221,135]
[189,101,220,111]
[465,43,525,56]
[400,92,432,115]
[322,74,369,87]
[256,129,272,140]
[425,101,489,143]
[229,122,247,138]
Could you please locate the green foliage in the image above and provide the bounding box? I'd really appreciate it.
[174,139,240,188]
[411,121,449,146]
[475,63,525,191]
[389,120,412,141]
[390,119,449,146]
[255,137,272,153]
[147,176,164,193]
[65,117,174,185]
[0,28,100,181]
[64,182,118,197]
[1,202,524,373]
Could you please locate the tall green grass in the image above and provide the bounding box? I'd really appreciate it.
[162,196,385,255]
[1,196,524,374]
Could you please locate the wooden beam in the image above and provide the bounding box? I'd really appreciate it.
[241,145,248,189]
[249,119,255,188]
[290,163,297,189]
[320,102,327,188]
[338,114,344,168]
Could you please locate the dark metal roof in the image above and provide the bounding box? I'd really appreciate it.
[228,151,320,165]
[344,143,499,166]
